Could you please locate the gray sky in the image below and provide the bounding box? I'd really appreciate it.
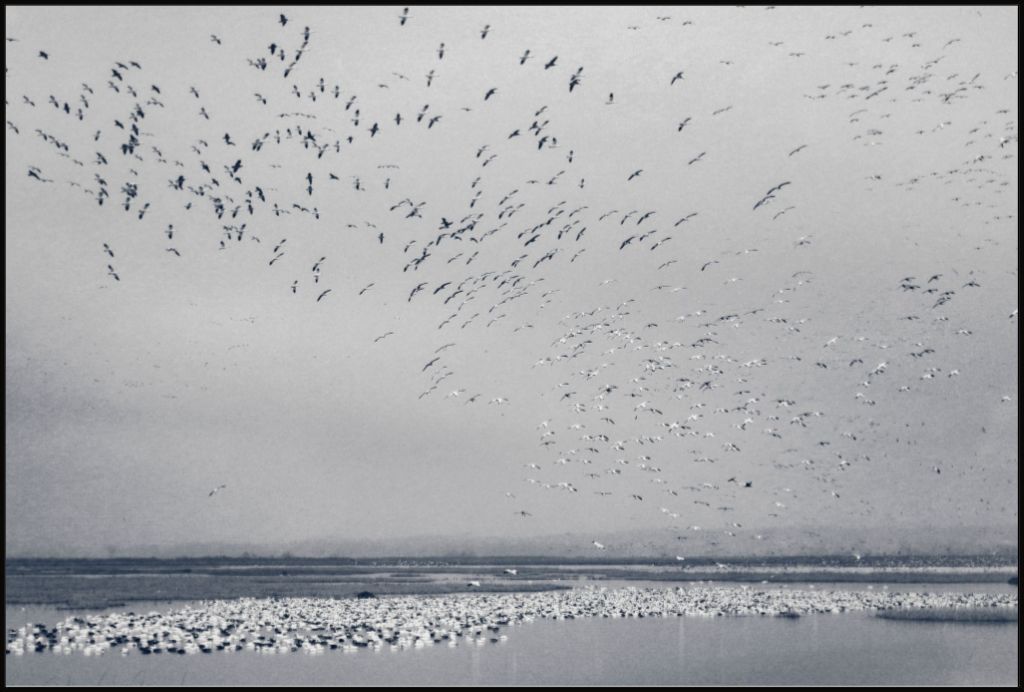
[4,6,1018,557]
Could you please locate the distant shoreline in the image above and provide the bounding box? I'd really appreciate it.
[5,553,1018,567]
[5,557,1017,610]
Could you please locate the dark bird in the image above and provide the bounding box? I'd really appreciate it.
[409,282,428,301]
[671,71,685,85]
[316,289,332,302]
[753,181,791,210]
[27,166,53,183]
[627,169,643,181]
[544,56,558,69]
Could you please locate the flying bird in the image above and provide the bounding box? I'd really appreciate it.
[409,282,428,301]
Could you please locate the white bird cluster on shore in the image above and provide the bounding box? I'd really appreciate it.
[6,587,1016,657]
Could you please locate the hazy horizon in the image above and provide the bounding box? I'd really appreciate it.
[6,523,1018,560]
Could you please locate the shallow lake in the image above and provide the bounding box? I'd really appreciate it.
[6,584,1017,685]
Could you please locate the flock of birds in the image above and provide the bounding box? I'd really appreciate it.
[5,7,1017,554]
[7,587,1017,658]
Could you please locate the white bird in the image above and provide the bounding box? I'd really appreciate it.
[592,541,606,550]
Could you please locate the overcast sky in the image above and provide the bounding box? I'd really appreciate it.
[5,6,1018,557]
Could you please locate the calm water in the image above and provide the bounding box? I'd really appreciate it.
[6,586,1018,686]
